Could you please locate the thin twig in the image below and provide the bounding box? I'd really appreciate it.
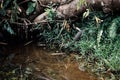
[24,41,33,46]
[0,19,6,24]
[11,21,47,26]
[11,20,57,26]
[0,42,8,45]
[38,0,50,8]
[33,74,52,80]
[51,53,65,56]
[11,19,76,26]
[18,0,30,5]
[18,17,31,23]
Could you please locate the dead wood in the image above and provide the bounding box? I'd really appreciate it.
[34,0,120,23]
[1,0,120,43]
[38,0,73,5]
[34,0,87,23]
[57,0,86,18]
[86,0,120,13]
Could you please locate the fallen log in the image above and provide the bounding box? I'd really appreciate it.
[1,0,120,43]
[28,0,73,20]
[34,0,86,22]
[86,0,120,13]
[34,0,120,23]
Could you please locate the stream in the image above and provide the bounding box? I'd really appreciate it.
[0,43,98,80]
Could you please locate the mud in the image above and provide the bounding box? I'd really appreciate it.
[1,44,98,80]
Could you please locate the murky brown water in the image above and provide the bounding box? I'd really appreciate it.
[1,44,98,80]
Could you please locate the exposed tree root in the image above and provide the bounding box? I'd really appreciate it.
[34,0,120,23]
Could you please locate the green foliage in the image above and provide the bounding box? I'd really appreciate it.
[82,9,90,19]
[95,40,120,71]
[0,64,32,80]
[0,0,120,79]
[10,0,19,22]
[0,0,11,16]
[3,21,15,35]
[45,8,57,22]
[77,0,87,10]
[79,11,120,71]
[39,22,74,47]
[0,0,37,40]
[26,2,36,15]
[1,0,19,21]
[108,17,120,39]
[39,11,120,78]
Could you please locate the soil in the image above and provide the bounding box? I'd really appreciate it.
[0,44,98,80]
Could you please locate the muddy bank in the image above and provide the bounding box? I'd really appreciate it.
[0,44,97,80]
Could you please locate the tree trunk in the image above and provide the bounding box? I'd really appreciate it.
[34,0,120,22]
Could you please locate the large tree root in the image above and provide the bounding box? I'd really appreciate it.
[34,0,120,23]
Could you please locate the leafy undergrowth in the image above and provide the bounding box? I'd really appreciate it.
[37,11,120,79]
[0,63,32,80]
[0,0,120,79]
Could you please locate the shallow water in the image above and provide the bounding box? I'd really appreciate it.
[1,44,98,80]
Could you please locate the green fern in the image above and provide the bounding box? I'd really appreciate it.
[109,17,120,39]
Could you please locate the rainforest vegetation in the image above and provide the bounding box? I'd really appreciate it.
[0,0,120,80]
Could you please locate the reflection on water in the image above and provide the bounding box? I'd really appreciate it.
[1,44,97,80]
